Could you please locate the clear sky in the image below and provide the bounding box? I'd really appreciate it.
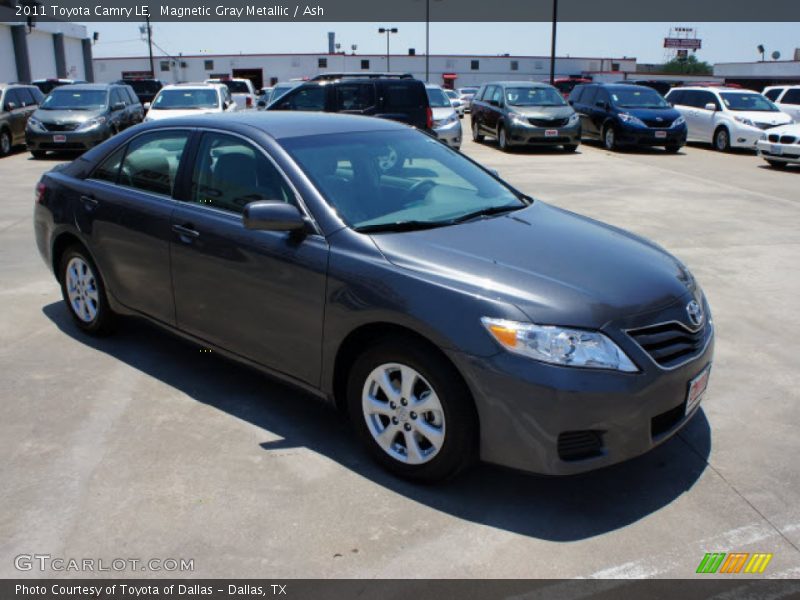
[88,22,799,65]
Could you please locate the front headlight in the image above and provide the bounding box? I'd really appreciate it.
[27,117,47,133]
[509,112,528,125]
[77,116,107,131]
[734,115,755,127]
[568,113,580,125]
[434,113,458,127]
[672,115,686,127]
[481,317,638,372]
[618,113,646,127]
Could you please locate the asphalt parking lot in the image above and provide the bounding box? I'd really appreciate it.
[2,118,799,580]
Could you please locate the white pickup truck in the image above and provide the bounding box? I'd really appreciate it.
[204,78,257,110]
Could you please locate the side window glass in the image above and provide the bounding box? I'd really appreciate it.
[283,86,326,111]
[483,86,496,102]
[119,131,189,197]
[700,92,718,110]
[112,89,125,106]
[667,90,682,105]
[595,88,609,106]
[763,89,782,102]
[335,84,375,111]
[17,88,35,106]
[781,89,800,105]
[581,86,597,106]
[491,87,503,104]
[5,89,21,109]
[569,86,584,103]
[191,133,294,214]
[91,146,126,184]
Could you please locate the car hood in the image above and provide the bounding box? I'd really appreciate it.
[618,106,681,122]
[33,108,106,124]
[370,202,695,328]
[729,110,792,126]
[146,108,221,120]
[507,105,574,119]
[766,122,800,135]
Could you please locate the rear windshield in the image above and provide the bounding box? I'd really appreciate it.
[40,89,107,110]
[382,83,427,110]
[220,81,251,94]
[426,87,452,108]
[153,89,219,109]
[720,93,778,112]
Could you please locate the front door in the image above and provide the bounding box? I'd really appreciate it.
[170,131,329,385]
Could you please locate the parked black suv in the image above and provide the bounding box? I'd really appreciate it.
[113,78,163,106]
[26,83,144,157]
[569,83,687,152]
[266,76,432,130]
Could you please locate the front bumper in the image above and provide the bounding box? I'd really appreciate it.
[507,120,581,146]
[433,120,462,149]
[616,124,686,147]
[446,302,714,476]
[756,139,800,164]
[26,125,111,152]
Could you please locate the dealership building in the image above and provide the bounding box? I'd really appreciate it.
[91,51,638,89]
[0,17,94,83]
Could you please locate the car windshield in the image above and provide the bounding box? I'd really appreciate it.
[152,89,219,109]
[270,84,297,101]
[720,92,778,112]
[506,87,566,107]
[459,88,478,95]
[610,88,670,109]
[426,88,452,108]
[282,129,527,231]
[40,89,107,110]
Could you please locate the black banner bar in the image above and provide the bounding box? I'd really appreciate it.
[2,0,800,22]
[3,579,800,600]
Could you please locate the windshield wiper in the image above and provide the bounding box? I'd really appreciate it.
[451,204,523,224]
[353,220,451,233]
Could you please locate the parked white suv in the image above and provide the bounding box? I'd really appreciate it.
[205,77,257,110]
[144,83,237,122]
[756,123,800,169]
[665,86,793,151]
[762,85,800,122]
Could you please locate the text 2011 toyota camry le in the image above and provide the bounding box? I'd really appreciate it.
[34,112,713,482]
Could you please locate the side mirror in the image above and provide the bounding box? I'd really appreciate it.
[5,102,17,111]
[243,201,307,232]
[112,102,125,111]
[143,102,151,111]
[488,168,500,178]
[704,102,717,111]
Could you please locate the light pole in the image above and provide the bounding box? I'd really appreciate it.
[549,0,558,84]
[425,0,430,82]
[378,27,398,71]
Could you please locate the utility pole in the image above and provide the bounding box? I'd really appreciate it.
[425,0,430,82]
[549,0,558,84]
[146,15,154,77]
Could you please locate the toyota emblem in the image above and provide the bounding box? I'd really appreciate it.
[686,300,704,327]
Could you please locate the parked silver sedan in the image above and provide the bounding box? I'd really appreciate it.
[426,84,462,150]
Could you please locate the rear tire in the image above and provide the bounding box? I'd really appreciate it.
[58,245,115,335]
[713,126,731,152]
[766,159,787,169]
[0,129,11,156]
[471,119,484,142]
[346,337,478,483]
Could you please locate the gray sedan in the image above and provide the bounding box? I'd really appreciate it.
[34,112,712,482]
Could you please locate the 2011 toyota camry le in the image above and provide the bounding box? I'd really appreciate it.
[34,112,714,482]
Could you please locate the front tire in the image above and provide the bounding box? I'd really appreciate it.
[59,245,115,335]
[347,338,478,482]
[603,124,618,151]
[665,144,681,154]
[714,126,731,152]
[471,119,484,142]
[766,159,787,169]
[497,124,510,152]
[0,129,11,156]
[563,144,578,153]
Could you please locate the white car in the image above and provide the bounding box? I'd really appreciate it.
[762,85,800,122]
[144,83,237,122]
[204,77,257,110]
[756,123,800,169]
[425,84,462,149]
[444,89,465,118]
[665,86,793,151]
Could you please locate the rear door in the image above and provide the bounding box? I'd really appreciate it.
[3,89,28,142]
[109,88,128,130]
[693,90,720,142]
[75,129,191,324]
[575,85,598,137]
[169,130,328,384]
[478,85,498,133]
[376,81,429,129]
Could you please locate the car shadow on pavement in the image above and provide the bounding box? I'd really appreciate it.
[42,303,711,542]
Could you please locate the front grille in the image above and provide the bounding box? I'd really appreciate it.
[628,321,709,369]
[755,122,779,130]
[642,118,674,128]
[528,117,568,127]
[768,134,779,142]
[651,403,685,438]
[43,122,80,132]
[558,430,604,461]
[780,135,797,144]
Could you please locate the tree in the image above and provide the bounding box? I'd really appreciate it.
[660,55,713,75]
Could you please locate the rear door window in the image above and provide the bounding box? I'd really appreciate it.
[90,146,126,184]
[119,131,190,197]
[697,91,720,110]
[763,88,783,102]
[4,89,22,109]
[482,85,496,102]
[334,83,376,111]
[580,86,598,106]
[381,83,427,111]
[281,86,326,111]
[781,89,800,105]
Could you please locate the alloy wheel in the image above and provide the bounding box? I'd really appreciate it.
[65,257,99,323]
[0,132,10,156]
[361,362,446,465]
[715,128,729,151]
[604,126,615,150]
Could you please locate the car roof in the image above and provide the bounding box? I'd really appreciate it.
[138,111,409,140]
[674,86,753,93]
[162,82,219,89]
[0,83,37,90]
[483,81,554,88]
[51,83,115,91]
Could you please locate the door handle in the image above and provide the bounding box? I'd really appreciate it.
[80,195,98,210]
[172,223,200,239]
